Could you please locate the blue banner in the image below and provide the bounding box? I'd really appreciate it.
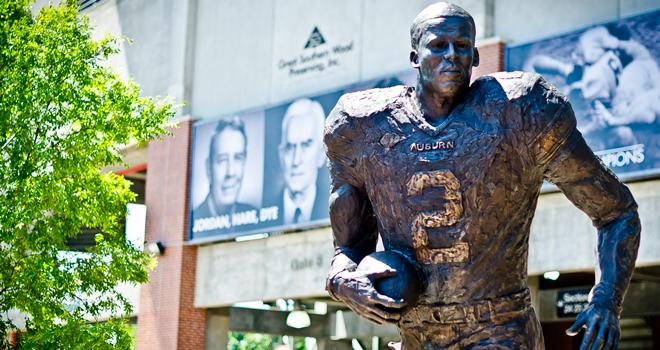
[507,11,660,181]
[189,73,416,242]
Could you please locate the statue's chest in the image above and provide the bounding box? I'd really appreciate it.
[362,106,506,188]
[361,104,528,256]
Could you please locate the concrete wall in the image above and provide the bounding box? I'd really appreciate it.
[529,179,660,275]
[189,0,443,119]
[195,179,660,306]
[195,228,335,308]
[620,0,660,18]
[85,0,196,117]
[30,0,62,16]
[84,0,500,121]
[81,0,660,119]
[495,0,660,44]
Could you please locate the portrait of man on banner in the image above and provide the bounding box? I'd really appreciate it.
[189,73,416,239]
[190,115,264,239]
[274,98,329,226]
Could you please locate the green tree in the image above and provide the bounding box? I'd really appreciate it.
[228,332,273,350]
[0,0,176,348]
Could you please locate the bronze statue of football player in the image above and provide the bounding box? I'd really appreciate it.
[324,3,640,350]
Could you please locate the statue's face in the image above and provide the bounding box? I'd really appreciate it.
[412,17,477,98]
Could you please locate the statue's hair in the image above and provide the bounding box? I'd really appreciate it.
[410,2,476,50]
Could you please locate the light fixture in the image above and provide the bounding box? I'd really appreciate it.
[543,271,560,280]
[286,310,311,329]
[146,242,165,256]
[233,300,271,310]
[313,301,327,315]
[235,233,269,242]
[305,337,317,350]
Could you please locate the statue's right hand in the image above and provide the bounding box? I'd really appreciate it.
[330,269,408,325]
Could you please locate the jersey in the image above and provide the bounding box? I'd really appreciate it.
[324,72,579,305]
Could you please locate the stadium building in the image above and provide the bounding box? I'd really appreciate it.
[29,0,660,348]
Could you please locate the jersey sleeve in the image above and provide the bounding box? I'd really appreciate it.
[544,130,640,315]
[521,73,579,166]
[324,96,378,300]
[527,72,640,313]
[324,95,365,190]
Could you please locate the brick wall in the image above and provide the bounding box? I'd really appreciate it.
[136,120,206,350]
[471,41,505,83]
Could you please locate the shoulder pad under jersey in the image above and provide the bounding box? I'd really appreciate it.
[472,71,556,101]
[335,85,411,119]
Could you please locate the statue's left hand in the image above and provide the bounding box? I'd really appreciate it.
[566,304,620,350]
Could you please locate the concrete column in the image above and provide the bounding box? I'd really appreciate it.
[181,0,198,116]
[528,275,541,314]
[206,309,230,350]
[136,120,206,350]
[483,0,495,38]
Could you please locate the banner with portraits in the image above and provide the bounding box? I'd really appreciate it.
[189,73,416,242]
[506,11,660,182]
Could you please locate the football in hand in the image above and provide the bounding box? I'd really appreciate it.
[356,251,421,306]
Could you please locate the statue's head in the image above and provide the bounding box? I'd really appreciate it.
[410,2,479,98]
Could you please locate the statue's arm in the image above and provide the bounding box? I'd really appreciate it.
[544,131,640,311]
[543,130,640,349]
[325,181,378,300]
[517,73,640,349]
[324,97,377,292]
[323,97,406,324]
